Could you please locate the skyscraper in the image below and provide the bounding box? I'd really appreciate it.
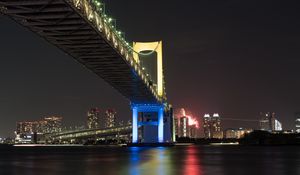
[177,108,190,137]
[259,112,276,131]
[87,108,100,129]
[174,117,179,137]
[203,114,211,138]
[189,124,198,138]
[211,113,222,139]
[202,113,222,139]
[176,108,199,138]
[105,109,116,128]
[179,116,189,137]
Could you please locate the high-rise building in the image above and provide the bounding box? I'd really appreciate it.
[16,116,62,135]
[295,113,300,133]
[211,113,222,138]
[203,113,222,139]
[176,108,199,138]
[16,121,36,134]
[203,114,211,138]
[259,118,270,131]
[87,108,100,129]
[15,116,63,144]
[179,116,189,137]
[259,112,281,131]
[274,119,282,131]
[105,109,116,128]
[174,118,179,137]
[189,124,198,138]
[44,116,62,133]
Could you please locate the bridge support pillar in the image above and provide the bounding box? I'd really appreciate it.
[158,107,164,143]
[131,104,165,143]
[132,106,138,143]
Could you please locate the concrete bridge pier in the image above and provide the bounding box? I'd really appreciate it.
[131,104,173,144]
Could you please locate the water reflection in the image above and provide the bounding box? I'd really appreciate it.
[183,146,203,175]
[128,146,205,175]
[0,146,299,175]
[128,147,173,175]
[129,147,141,175]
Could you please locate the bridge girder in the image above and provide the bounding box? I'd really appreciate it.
[1,0,163,104]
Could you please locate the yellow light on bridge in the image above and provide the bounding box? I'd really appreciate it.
[133,41,164,97]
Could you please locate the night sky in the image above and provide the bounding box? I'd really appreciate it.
[1,0,300,137]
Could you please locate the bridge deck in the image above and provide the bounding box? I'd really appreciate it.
[50,125,132,140]
[0,0,161,103]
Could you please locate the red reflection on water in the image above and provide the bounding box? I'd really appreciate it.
[184,146,203,175]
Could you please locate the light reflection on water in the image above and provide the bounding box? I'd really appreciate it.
[183,146,203,175]
[0,145,299,175]
[128,147,173,175]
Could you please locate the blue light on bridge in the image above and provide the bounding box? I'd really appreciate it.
[158,106,164,143]
[132,107,138,143]
[131,104,165,143]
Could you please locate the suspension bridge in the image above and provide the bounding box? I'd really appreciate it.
[0,0,174,144]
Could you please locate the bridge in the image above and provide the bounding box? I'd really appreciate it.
[48,125,132,141]
[0,0,174,143]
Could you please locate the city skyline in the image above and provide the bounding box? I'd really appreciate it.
[1,0,300,137]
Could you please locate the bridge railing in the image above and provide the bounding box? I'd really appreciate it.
[67,0,161,101]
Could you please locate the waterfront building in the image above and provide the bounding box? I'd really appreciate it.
[259,118,270,131]
[236,128,253,138]
[203,114,211,138]
[211,113,222,138]
[212,131,223,139]
[174,108,199,138]
[190,124,197,138]
[15,133,33,144]
[105,109,116,128]
[16,117,62,135]
[15,116,63,143]
[16,121,37,134]
[259,112,283,132]
[203,113,222,139]
[225,129,237,139]
[295,113,300,133]
[179,116,189,137]
[16,120,47,134]
[259,112,275,131]
[274,119,282,131]
[203,113,222,138]
[225,128,253,139]
[174,117,179,137]
[87,108,100,129]
[44,116,62,133]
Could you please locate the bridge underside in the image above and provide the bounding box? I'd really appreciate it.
[0,0,159,104]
